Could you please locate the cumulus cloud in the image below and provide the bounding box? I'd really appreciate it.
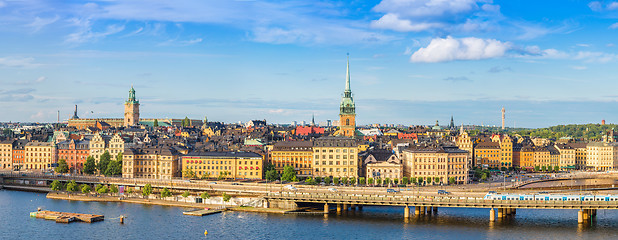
[410,36,511,63]
[371,0,500,33]
[610,22,618,29]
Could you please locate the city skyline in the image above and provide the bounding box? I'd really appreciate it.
[1,0,618,128]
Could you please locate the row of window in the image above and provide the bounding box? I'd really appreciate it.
[315,161,355,166]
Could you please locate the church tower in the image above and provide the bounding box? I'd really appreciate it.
[339,54,356,137]
[124,86,140,127]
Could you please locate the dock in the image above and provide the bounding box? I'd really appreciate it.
[183,207,227,216]
[30,210,104,224]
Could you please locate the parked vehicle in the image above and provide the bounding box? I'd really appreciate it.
[438,190,450,195]
[386,189,399,193]
[328,188,338,192]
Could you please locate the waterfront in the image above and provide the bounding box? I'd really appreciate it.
[2,190,618,239]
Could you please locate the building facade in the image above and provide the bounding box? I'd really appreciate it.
[269,141,313,177]
[586,142,618,171]
[364,151,403,183]
[0,140,12,170]
[313,136,359,178]
[57,139,90,172]
[89,133,125,162]
[24,142,55,171]
[182,151,263,179]
[122,147,181,179]
[402,145,469,184]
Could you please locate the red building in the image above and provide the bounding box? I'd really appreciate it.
[12,139,27,170]
[295,126,325,136]
[57,139,90,172]
[398,133,417,140]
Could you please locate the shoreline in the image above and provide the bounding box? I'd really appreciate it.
[45,192,290,214]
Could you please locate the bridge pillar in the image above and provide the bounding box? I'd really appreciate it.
[358,205,363,210]
[343,203,348,212]
[427,206,432,215]
[324,203,329,214]
[337,204,342,213]
[490,208,496,222]
[415,206,420,215]
[404,206,410,218]
[584,209,590,221]
[512,208,516,215]
[578,209,584,224]
[591,209,597,219]
[506,208,511,216]
[433,207,438,214]
[420,206,426,215]
[497,208,504,218]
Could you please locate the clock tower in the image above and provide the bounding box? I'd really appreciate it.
[339,54,356,137]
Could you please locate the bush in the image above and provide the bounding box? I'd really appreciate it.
[222,193,231,202]
[161,187,172,198]
[110,184,119,194]
[66,180,78,192]
[201,192,210,199]
[50,180,63,191]
[81,184,91,194]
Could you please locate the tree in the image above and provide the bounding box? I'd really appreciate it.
[98,151,112,174]
[81,184,91,194]
[384,178,390,186]
[161,188,172,198]
[376,178,382,186]
[402,177,409,186]
[333,177,339,185]
[222,193,231,202]
[110,184,119,194]
[368,178,374,185]
[449,177,456,185]
[55,159,69,173]
[292,176,298,182]
[393,178,399,185]
[97,185,109,194]
[281,165,297,182]
[116,152,123,162]
[66,180,78,192]
[182,190,190,198]
[534,166,540,172]
[264,163,279,181]
[481,174,488,181]
[95,184,104,192]
[434,177,440,184]
[83,156,96,175]
[105,160,122,176]
[554,166,560,172]
[411,177,417,185]
[201,192,210,199]
[50,180,63,191]
[142,184,153,197]
[324,177,331,185]
[315,176,322,183]
[305,177,315,185]
[359,177,366,185]
[341,177,348,186]
[349,177,356,186]
[153,119,159,127]
[182,117,191,127]
[541,166,547,172]
[126,187,133,195]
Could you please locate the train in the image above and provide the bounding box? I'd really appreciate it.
[484,193,618,201]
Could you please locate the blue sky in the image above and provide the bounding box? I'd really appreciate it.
[1,0,618,128]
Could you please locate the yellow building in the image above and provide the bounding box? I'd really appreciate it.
[455,127,473,160]
[313,136,359,178]
[519,146,534,169]
[402,145,469,184]
[532,146,551,169]
[24,142,55,171]
[496,135,513,168]
[474,142,500,168]
[586,142,618,171]
[89,133,125,162]
[182,151,263,179]
[364,151,402,182]
[0,140,12,170]
[122,147,181,179]
[269,141,313,177]
[555,143,575,169]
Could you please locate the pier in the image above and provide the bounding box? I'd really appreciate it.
[183,207,227,216]
[30,210,104,223]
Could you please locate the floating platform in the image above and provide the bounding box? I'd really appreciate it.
[183,207,226,216]
[30,210,104,224]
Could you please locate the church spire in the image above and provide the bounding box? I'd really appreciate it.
[345,53,351,93]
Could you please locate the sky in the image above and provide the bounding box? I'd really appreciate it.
[1,0,618,128]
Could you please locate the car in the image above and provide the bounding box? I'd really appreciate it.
[488,191,497,194]
[386,189,399,193]
[209,182,217,184]
[284,185,297,190]
[328,188,338,192]
[232,183,241,185]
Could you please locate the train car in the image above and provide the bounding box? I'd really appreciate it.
[484,193,618,201]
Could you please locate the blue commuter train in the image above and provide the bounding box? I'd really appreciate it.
[484,193,618,201]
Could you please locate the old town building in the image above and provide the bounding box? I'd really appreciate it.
[269,141,313,177]
[402,145,469,184]
[364,150,403,182]
[57,139,90,172]
[337,55,356,138]
[89,133,126,162]
[24,142,55,171]
[313,136,359,178]
[586,142,618,171]
[474,141,500,168]
[122,146,181,179]
[182,151,263,179]
[0,140,12,170]
[124,86,140,127]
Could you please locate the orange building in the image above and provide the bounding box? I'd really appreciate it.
[12,140,27,170]
[57,139,90,172]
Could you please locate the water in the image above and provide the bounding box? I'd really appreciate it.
[2,190,618,239]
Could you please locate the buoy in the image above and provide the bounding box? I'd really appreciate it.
[120,215,124,224]
[37,207,41,211]
[204,230,208,235]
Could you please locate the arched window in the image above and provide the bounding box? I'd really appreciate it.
[346,119,350,125]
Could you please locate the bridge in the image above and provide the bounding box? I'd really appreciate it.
[265,191,617,224]
[2,172,615,224]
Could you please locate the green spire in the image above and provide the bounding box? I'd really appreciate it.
[345,53,351,93]
[340,53,355,115]
[126,85,139,104]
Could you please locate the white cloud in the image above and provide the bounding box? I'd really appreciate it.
[570,66,587,70]
[27,15,59,32]
[609,2,618,10]
[574,51,617,63]
[610,22,618,29]
[0,57,41,68]
[371,13,442,32]
[410,36,511,63]
[589,1,603,11]
[0,1,6,8]
[17,76,46,85]
[371,0,500,33]
[66,23,125,43]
